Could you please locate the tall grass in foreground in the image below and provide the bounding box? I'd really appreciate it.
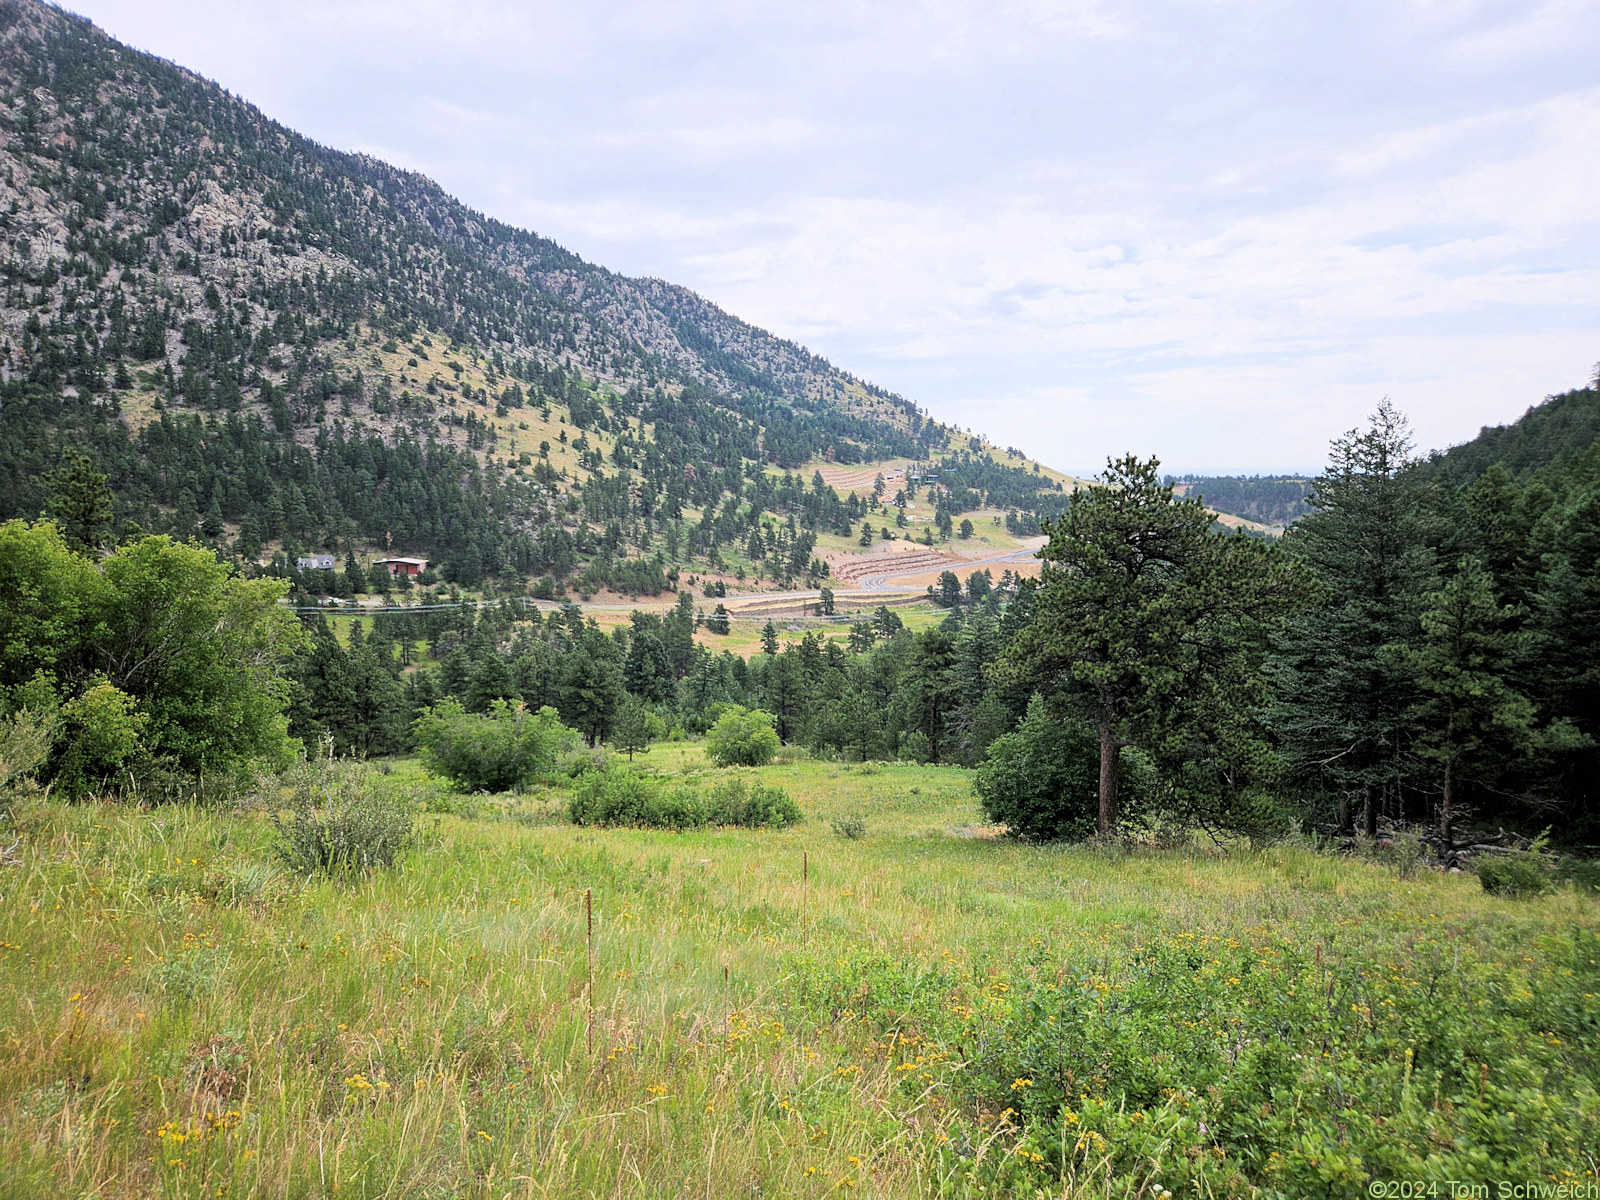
[0,754,1595,1198]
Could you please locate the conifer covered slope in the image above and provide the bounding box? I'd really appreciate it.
[1,0,1083,585]
[0,0,920,435]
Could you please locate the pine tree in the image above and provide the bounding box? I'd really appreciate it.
[1001,454,1308,836]
[1523,483,1600,828]
[1271,401,1437,836]
[662,590,697,677]
[464,653,517,713]
[345,631,410,755]
[1398,557,1540,843]
[760,620,779,656]
[611,694,653,761]
[623,629,673,702]
[557,632,626,746]
[46,450,114,555]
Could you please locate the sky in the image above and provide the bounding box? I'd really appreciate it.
[65,0,1600,475]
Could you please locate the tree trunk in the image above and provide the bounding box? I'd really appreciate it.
[1362,784,1377,839]
[1097,714,1120,837]
[1337,793,1353,837]
[1441,712,1456,846]
[1441,757,1453,846]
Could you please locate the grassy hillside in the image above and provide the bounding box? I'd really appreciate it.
[3,755,1596,1197]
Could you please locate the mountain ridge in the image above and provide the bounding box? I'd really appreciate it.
[0,0,1097,595]
[0,0,927,442]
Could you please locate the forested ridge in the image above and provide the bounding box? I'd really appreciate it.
[0,0,1071,589]
[1168,475,1314,526]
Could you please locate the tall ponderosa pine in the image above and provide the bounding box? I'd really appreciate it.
[1001,455,1308,835]
[1272,401,1436,836]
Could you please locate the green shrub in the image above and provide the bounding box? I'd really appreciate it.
[707,776,802,828]
[790,923,1600,1196]
[1558,855,1600,895]
[1372,828,1428,878]
[0,523,304,790]
[830,812,867,840]
[568,768,799,831]
[568,767,706,831]
[705,706,780,767]
[269,758,417,874]
[52,679,145,798]
[414,699,578,792]
[0,707,52,803]
[974,695,1155,841]
[642,784,710,831]
[1477,846,1557,897]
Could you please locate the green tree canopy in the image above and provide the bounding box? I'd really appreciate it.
[0,521,303,793]
[1271,401,1437,836]
[46,450,115,556]
[705,705,780,767]
[999,455,1310,835]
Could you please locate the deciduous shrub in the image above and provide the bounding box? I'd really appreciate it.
[269,758,417,874]
[0,708,51,798]
[1476,844,1557,897]
[707,776,802,828]
[705,706,780,767]
[567,768,800,831]
[974,696,1155,840]
[52,680,145,798]
[567,768,706,831]
[414,699,578,792]
[830,812,867,840]
[0,522,303,794]
[1558,855,1600,895]
[790,923,1600,1196]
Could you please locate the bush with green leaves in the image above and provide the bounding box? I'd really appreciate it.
[567,767,706,831]
[704,706,780,767]
[790,922,1600,1196]
[568,768,800,831]
[0,707,51,799]
[51,680,146,799]
[269,758,417,874]
[1558,855,1600,895]
[413,699,578,792]
[0,522,303,794]
[1476,845,1557,898]
[974,695,1156,841]
[830,812,867,840]
[707,776,802,828]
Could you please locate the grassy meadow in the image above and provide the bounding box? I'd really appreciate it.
[2,750,1597,1198]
